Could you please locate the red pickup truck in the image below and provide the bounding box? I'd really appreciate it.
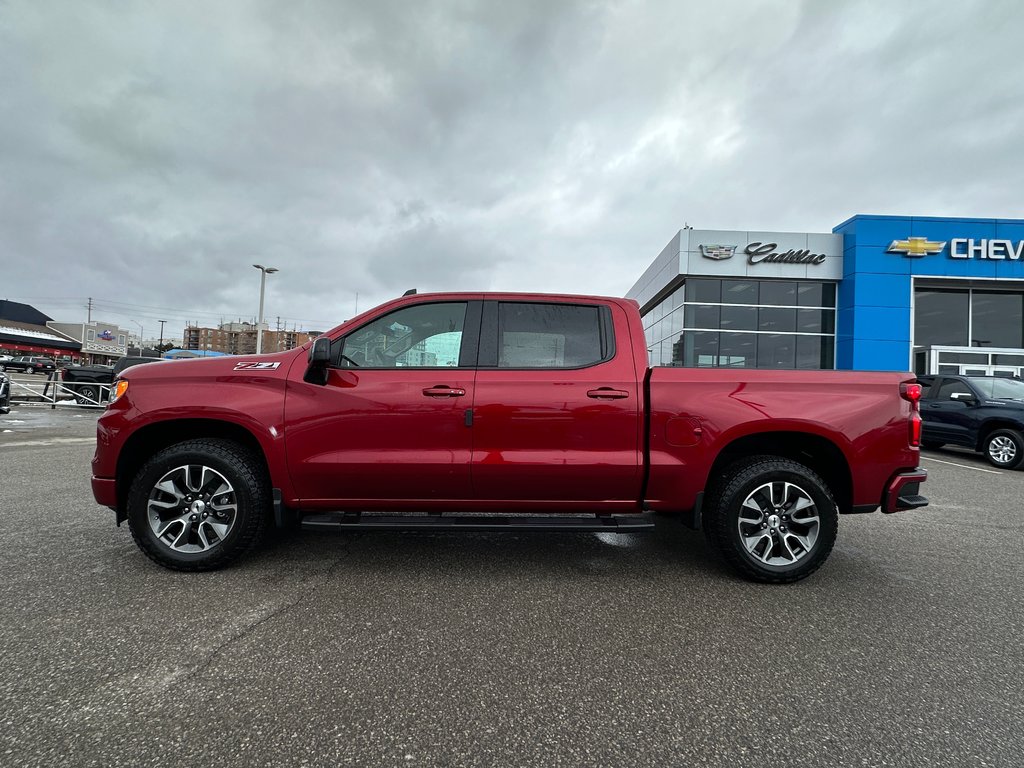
[92,292,927,583]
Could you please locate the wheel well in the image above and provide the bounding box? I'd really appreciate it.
[975,421,1024,451]
[708,431,853,513]
[115,419,269,518]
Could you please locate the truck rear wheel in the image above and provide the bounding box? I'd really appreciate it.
[126,439,270,571]
[704,457,838,584]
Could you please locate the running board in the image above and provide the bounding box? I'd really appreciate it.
[300,513,655,533]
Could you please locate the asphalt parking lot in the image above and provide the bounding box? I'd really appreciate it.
[1,407,1021,768]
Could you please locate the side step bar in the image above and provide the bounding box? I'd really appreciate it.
[300,513,655,533]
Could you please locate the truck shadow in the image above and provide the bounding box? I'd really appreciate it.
[259,515,735,582]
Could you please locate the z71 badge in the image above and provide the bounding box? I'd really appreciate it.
[233,362,281,371]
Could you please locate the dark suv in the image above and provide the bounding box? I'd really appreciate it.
[918,375,1024,469]
[3,356,57,374]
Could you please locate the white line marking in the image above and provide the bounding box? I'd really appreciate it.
[921,456,1002,474]
[0,437,96,448]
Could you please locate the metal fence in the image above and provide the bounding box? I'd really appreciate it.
[8,372,110,409]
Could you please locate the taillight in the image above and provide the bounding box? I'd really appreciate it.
[900,383,922,404]
[901,382,922,447]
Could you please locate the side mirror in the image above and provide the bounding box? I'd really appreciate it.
[308,336,331,365]
[304,337,332,385]
[950,392,976,404]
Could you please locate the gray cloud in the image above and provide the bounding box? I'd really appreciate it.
[2,0,1022,339]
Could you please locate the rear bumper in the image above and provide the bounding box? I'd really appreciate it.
[91,476,117,510]
[882,468,929,514]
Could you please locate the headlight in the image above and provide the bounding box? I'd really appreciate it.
[110,379,129,403]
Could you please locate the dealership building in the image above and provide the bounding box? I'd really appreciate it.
[627,214,1024,377]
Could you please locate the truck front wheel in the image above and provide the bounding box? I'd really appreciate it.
[76,384,100,404]
[983,429,1024,469]
[126,439,270,571]
[704,457,838,584]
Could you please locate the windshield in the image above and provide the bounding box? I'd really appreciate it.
[966,377,1024,400]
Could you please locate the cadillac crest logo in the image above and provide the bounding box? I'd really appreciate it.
[699,244,737,261]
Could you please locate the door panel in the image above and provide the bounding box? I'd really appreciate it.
[284,299,479,506]
[470,301,642,505]
[286,369,475,504]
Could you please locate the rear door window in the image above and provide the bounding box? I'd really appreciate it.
[488,302,610,369]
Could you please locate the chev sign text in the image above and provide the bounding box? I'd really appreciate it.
[950,239,1024,260]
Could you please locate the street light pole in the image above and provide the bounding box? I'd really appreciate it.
[132,321,144,356]
[252,264,279,354]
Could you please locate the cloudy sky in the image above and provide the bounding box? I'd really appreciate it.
[2,0,1022,340]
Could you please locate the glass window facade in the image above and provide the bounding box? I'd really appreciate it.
[914,287,1024,350]
[643,278,837,369]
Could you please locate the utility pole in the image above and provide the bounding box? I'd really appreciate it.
[158,320,167,349]
[87,297,93,322]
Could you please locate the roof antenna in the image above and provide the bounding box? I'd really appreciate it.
[403,289,417,296]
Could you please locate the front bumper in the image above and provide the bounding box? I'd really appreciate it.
[882,468,929,513]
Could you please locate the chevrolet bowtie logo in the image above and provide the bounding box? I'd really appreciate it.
[887,236,946,258]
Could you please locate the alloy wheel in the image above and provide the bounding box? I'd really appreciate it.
[988,436,1018,465]
[737,481,820,566]
[146,464,238,553]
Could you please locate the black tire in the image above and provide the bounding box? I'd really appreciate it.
[76,384,100,404]
[921,440,945,450]
[704,456,838,584]
[127,439,271,571]
[982,429,1024,470]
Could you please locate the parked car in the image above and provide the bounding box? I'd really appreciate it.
[3,356,57,374]
[93,291,927,582]
[62,356,163,404]
[918,374,1024,468]
[0,370,10,414]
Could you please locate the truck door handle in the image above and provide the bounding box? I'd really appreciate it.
[422,386,466,398]
[587,388,629,400]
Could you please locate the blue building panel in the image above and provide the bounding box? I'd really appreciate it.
[833,216,912,248]
[835,336,855,371]
[849,339,912,372]
[994,220,1024,241]
[836,306,855,339]
[909,217,996,243]
[844,245,914,275]
[832,214,1024,371]
[846,273,912,309]
[849,306,912,343]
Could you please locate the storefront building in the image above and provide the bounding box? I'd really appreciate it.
[627,215,1024,376]
[47,321,131,364]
